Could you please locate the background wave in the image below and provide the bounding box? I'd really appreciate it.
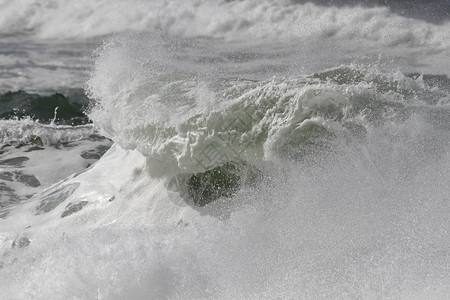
[1,0,448,43]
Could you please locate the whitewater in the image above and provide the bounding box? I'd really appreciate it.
[1,0,450,299]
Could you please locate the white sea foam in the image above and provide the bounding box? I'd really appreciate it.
[0,118,112,203]
[0,118,96,146]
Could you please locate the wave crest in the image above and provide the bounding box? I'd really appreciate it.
[88,43,448,176]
